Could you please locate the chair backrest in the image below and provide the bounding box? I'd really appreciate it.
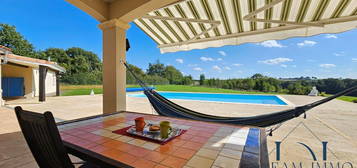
[15,106,74,168]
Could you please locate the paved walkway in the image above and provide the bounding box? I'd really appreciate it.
[1,94,357,167]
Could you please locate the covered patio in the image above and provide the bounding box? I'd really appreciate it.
[63,0,357,115]
[1,0,357,167]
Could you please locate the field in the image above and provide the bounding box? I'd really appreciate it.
[60,85,357,103]
[60,85,282,96]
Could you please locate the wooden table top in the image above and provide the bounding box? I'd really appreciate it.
[58,112,268,168]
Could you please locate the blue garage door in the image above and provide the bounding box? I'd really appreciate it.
[2,77,24,97]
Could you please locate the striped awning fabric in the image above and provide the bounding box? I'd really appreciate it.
[133,0,357,53]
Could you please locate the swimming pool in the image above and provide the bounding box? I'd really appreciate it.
[129,92,288,105]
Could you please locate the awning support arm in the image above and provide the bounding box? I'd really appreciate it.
[243,0,325,27]
[243,0,285,20]
[141,15,221,25]
[248,18,324,27]
[141,15,221,43]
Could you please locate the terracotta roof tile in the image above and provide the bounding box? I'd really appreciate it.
[0,45,64,72]
[6,54,56,65]
[0,45,12,52]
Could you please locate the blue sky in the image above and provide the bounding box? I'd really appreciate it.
[1,0,356,79]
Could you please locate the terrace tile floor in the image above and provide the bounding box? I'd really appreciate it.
[1,94,357,167]
[58,112,258,168]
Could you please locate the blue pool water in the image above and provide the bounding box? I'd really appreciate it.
[129,92,287,105]
[126,87,155,92]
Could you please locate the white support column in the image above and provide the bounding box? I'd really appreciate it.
[99,19,130,114]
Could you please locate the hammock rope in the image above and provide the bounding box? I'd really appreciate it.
[123,61,151,91]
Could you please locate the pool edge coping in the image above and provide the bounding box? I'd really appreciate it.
[128,91,296,107]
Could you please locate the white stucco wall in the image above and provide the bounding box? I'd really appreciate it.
[45,69,57,96]
[33,68,39,97]
[33,68,57,96]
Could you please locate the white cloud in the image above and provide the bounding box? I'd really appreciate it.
[257,40,285,48]
[175,58,183,64]
[212,65,222,71]
[200,56,223,61]
[193,67,203,71]
[200,56,214,61]
[297,40,317,47]
[333,51,345,56]
[325,34,338,39]
[218,51,227,56]
[259,57,293,65]
[280,64,287,68]
[352,58,357,62]
[188,64,198,67]
[224,66,231,70]
[319,64,336,68]
[232,63,243,67]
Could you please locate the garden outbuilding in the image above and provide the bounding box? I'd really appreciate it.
[0,45,65,105]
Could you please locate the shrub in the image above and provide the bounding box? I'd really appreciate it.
[353,99,357,103]
[142,75,169,85]
[61,71,102,85]
[319,92,328,97]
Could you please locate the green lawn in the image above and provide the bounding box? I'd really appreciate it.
[60,84,357,103]
[60,84,282,96]
[154,85,281,94]
[61,85,136,96]
[61,88,103,96]
[324,94,357,103]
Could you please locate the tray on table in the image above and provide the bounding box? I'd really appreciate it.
[126,123,185,143]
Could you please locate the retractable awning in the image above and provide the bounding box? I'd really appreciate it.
[133,0,357,53]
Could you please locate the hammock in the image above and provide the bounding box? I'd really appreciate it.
[124,62,357,127]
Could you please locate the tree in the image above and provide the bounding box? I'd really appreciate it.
[242,79,255,90]
[40,48,72,72]
[251,73,265,79]
[147,60,165,76]
[199,74,205,85]
[287,82,310,95]
[163,65,183,84]
[126,64,145,84]
[0,24,36,57]
[182,75,193,85]
[66,47,102,72]
[142,75,169,85]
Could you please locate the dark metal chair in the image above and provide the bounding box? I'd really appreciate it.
[14,106,98,168]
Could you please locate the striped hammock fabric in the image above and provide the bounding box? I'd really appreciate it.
[143,86,357,127]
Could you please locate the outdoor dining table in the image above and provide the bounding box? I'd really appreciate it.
[58,112,269,168]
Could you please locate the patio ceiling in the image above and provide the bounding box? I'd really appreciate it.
[133,0,357,53]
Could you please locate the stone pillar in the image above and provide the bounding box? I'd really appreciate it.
[56,71,60,96]
[98,19,130,114]
[39,65,47,102]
